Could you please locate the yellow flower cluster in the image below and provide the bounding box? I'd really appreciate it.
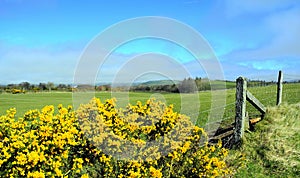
[0,97,232,177]
[0,106,85,177]
[77,98,232,177]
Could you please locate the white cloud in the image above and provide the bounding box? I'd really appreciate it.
[225,0,297,17]
[238,60,287,70]
[262,7,300,57]
[96,52,195,84]
[0,45,80,84]
[221,4,300,76]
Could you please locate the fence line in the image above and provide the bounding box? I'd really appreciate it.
[189,71,298,147]
[233,71,283,144]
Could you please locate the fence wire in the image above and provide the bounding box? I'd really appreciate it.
[191,72,300,134]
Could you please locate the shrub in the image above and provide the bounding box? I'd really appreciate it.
[0,106,85,177]
[11,89,24,94]
[0,98,232,177]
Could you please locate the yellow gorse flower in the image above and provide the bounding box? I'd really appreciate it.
[0,97,233,177]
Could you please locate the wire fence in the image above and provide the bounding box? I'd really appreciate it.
[189,72,300,139]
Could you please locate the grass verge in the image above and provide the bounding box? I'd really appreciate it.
[229,103,300,177]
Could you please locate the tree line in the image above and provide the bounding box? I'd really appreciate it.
[0,82,73,93]
[1,77,286,94]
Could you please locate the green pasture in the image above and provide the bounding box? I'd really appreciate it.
[0,83,299,126]
[0,83,299,177]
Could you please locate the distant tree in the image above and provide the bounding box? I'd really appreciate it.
[195,77,202,90]
[67,85,72,91]
[30,84,35,90]
[100,85,111,91]
[46,82,55,92]
[179,78,197,93]
[39,83,47,91]
[108,85,112,91]
[57,84,67,90]
[19,82,30,90]
[7,84,17,89]
[145,86,150,91]
[170,84,179,93]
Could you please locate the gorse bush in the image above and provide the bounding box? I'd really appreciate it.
[0,105,86,177]
[0,98,231,177]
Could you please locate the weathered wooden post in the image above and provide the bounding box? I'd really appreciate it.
[276,70,283,106]
[234,77,247,144]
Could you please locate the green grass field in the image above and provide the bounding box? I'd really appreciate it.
[1,83,299,126]
[0,91,214,125]
[0,83,299,177]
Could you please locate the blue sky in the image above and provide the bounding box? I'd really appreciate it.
[1,0,300,84]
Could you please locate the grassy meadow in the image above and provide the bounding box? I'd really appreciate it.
[0,83,299,125]
[0,82,299,177]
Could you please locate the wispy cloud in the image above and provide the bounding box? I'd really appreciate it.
[0,44,81,84]
[1,0,299,84]
[218,1,300,77]
[224,0,297,17]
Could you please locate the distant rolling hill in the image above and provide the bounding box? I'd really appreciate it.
[96,79,237,91]
[139,80,181,86]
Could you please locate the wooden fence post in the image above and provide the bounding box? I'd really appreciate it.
[234,77,247,144]
[277,70,283,106]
